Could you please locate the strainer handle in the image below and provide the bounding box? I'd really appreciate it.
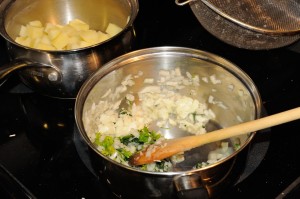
[175,0,195,6]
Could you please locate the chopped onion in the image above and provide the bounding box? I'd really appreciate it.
[84,67,237,172]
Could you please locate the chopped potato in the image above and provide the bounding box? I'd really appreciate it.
[15,36,31,46]
[105,23,123,37]
[69,19,89,31]
[61,25,78,37]
[19,25,28,37]
[15,19,123,50]
[79,29,99,43]
[52,32,69,50]
[67,42,81,50]
[35,42,56,50]
[79,40,92,48]
[28,20,43,27]
[98,31,110,43]
[69,35,81,44]
[44,23,57,33]
[40,34,51,45]
[47,28,61,40]
[26,26,44,39]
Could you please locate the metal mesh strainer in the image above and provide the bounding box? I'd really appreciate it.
[176,0,300,50]
[178,0,300,35]
[199,0,300,35]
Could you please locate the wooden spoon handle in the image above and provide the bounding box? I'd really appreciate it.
[130,107,300,166]
[179,107,300,150]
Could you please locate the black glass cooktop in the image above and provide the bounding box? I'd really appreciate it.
[1,0,300,198]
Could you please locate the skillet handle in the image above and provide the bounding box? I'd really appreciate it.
[174,173,209,199]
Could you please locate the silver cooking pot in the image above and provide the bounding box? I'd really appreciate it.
[0,0,138,98]
[75,46,262,198]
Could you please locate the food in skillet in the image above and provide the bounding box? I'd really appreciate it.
[15,19,122,50]
[83,67,236,172]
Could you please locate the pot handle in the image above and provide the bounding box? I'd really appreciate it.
[0,60,60,86]
[175,0,196,6]
[174,173,209,199]
[0,61,27,86]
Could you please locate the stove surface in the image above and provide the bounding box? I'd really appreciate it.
[1,0,300,198]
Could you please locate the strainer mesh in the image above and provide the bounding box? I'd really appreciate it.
[206,0,300,33]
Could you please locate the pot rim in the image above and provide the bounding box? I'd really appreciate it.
[74,46,262,176]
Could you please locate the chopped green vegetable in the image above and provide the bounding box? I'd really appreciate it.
[138,126,161,144]
[149,130,161,143]
[194,162,204,169]
[138,127,150,143]
[156,161,170,171]
[117,148,132,159]
[120,134,134,145]
[94,133,115,156]
[140,164,148,171]
[93,127,172,171]
[120,134,139,145]
[94,132,102,146]
[234,143,241,150]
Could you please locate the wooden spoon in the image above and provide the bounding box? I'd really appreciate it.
[129,107,300,166]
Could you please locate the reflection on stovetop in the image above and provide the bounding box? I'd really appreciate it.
[0,88,109,198]
[1,0,300,198]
